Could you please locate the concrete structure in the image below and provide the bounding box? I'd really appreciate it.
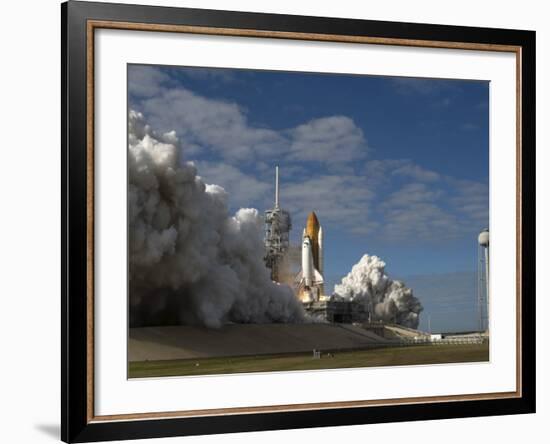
[128,323,389,362]
[305,299,369,323]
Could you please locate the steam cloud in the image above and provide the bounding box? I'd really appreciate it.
[333,255,423,328]
[128,110,304,328]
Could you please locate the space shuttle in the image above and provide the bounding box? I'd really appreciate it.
[295,211,324,303]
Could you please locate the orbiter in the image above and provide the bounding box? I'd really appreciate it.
[295,212,324,303]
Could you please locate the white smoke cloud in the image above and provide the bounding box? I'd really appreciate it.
[333,255,423,328]
[128,110,304,328]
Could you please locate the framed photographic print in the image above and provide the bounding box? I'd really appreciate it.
[61,1,536,442]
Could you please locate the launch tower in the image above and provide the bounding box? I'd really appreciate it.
[264,166,292,282]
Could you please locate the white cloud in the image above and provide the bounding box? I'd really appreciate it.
[392,162,440,182]
[391,77,459,97]
[382,201,459,242]
[129,66,368,166]
[380,179,488,242]
[448,178,489,227]
[391,77,441,95]
[127,110,304,328]
[178,67,238,83]
[365,159,441,185]
[384,183,443,207]
[281,175,377,237]
[197,162,271,209]
[288,116,368,163]
[140,88,285,162]
[128,65,171,98]
[127,66,487,245]
[129,66,284,162]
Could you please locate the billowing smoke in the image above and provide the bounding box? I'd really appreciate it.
[128,110,304,328]
[333,255,423,328]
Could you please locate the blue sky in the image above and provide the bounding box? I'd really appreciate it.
[128,64,489,333]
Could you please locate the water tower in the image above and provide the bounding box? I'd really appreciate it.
[477,229,490,332]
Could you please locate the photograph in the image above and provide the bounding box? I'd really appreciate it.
[127,64,490,378]
[58,1,536,441]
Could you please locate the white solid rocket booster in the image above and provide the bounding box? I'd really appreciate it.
[318,226,323,276]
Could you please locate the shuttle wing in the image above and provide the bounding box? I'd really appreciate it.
[313,269,324,285]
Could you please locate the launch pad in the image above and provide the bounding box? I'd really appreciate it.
[262,166,415,324]
[263,167,327,304]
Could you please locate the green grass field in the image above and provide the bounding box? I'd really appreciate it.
[128,343,489,378]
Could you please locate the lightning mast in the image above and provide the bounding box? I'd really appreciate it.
[264,166,292,282]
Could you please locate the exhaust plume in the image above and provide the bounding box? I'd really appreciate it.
[333,255,423,328]
[128,110,304,328]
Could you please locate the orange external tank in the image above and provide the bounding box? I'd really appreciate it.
[305,211,320,271]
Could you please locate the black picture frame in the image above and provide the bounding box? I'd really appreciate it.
[62,1,536,442]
